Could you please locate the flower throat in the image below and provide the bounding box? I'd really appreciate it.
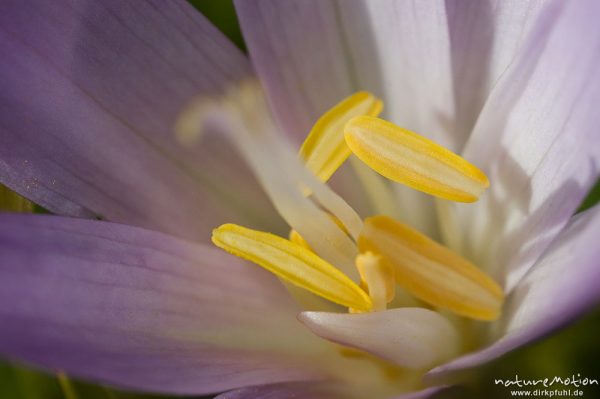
[195,88,503,321]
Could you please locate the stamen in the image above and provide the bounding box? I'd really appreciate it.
[344,116,489,202]
[289,229,312,250]
[299,92,382,183]
[289,214,349,255]
[356,252,395,311]
[358,216,503,321]
[213,223,372,311]
[179,79,362,276]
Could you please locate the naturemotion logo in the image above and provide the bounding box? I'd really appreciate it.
[495,374,599,388]
[494,374,598,397]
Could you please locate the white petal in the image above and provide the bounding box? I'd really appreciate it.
[454,0,600,291]
[299,308,460,369]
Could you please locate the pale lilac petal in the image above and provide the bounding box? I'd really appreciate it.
[235,0,352,144]
[299,309,460,369]
[446,0,543,148]
[0,0,279,241]
[0,214,328,395]
[236,0,543,150]
[454,0,600,290]
[443,0,545,149]
[427,205,600,381]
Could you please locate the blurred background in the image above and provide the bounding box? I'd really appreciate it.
[1,1,599,398]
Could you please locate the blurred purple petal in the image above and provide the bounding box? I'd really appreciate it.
[217,381,452,399]
[0,214,328,394]
[427,205,600,382]
[0,0,279,241]
[454,0,600,290]
[393,386,455,399]
[216,382,347,399]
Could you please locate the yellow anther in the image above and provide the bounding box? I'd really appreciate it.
[213,224,372,311]
[358,216,503,321]
[344,116,489,202]
[299,92,383,183]
[356,252,395,312]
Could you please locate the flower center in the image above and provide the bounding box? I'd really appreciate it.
[202,88,503,322]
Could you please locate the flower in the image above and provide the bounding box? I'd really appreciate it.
[0,1,599,398]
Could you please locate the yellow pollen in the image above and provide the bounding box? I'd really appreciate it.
[344,116,489,202]
[359,215,504,321]
[355,252,395,312]
[299,91,382,184]
[212,223,372,311]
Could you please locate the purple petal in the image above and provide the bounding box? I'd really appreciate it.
[0,214,328,395]
[454,0,600,291]
[427,205,600,382]
[0,0,279,241]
